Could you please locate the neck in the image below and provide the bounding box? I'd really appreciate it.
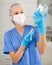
[15,23,25,31]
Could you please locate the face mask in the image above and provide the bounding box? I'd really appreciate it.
[13,14,26,25]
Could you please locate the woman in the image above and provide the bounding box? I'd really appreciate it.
[3,3,47,65]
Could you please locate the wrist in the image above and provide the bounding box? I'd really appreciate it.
[19,46,25,52]
[39,26,46,34]
[21,40,28,47]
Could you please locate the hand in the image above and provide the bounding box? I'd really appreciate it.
[32,10,47,34]
[21,31,33,47]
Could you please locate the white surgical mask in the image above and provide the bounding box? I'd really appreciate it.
[13,14,26,25]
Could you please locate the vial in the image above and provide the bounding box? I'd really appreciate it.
[37,4,48,15]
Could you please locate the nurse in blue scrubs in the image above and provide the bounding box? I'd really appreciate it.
[3,3,47,65]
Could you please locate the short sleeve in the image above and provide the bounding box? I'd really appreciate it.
[3,32,15,54]
[33,26,39,44]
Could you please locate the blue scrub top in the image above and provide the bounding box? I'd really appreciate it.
[3,25,43,65]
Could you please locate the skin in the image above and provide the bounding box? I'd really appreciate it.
[9,5,47,64]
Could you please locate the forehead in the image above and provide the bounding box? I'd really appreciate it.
[12,5,23,12]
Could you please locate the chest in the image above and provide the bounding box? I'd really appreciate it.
[10,27,36,51]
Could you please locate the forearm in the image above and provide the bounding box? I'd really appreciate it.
[37,34,47,54]
[10,46,25,64]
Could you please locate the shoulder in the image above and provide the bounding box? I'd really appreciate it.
[25,25,39,33]
[26,25,39,30]
[4,27,15,37]
[25,25,34,29]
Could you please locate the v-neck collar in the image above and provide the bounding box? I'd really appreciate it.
[14,25,26,39]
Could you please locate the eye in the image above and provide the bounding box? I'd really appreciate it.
[15,12,19,15]
[20,11,24,13]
